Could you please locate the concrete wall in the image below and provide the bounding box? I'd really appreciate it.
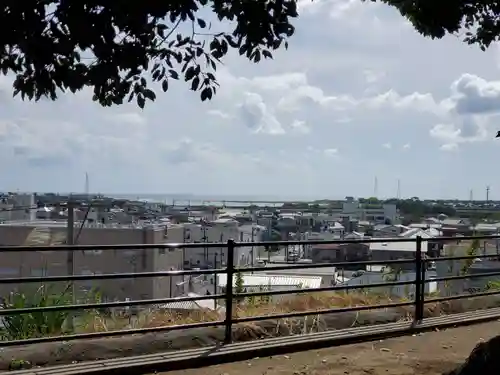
[0,225,181,301]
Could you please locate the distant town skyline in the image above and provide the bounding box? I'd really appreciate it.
[3,191,498,203]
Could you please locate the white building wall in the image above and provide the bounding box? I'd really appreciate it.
[165,223,260,269]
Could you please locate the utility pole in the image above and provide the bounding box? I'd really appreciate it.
[66,201,75,331]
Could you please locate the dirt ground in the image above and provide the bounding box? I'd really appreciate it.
[163,321,500,375]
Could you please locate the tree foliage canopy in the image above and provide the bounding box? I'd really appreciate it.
[0,0,297,108]
[1,0,499,108]
[381,0,500,50]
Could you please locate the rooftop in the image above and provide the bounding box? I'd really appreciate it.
[263,265,337,276]
[217,274,322,289]
[369,240,429,253]
[157,292,220,311]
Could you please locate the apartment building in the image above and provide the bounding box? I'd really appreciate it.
[328,198,399,224]
[0,222,184,302]
[165,220,262,269]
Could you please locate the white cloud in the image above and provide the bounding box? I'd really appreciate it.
[207,109,232,120]
[238,92,285,135]
[449,73,500,115]
[363,70,385,84]
[290,120,310,134]
[323,148,339,157]
[440,143,459,152]
[108,112,145,125]
[2,0,500,198]
[429,116,492,150]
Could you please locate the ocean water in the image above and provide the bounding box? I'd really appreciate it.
[109,193,318,206]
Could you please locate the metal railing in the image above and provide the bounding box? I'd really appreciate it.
[0,234,499,348]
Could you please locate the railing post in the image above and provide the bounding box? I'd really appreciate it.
[224,239,235,344]
[419,251,426,322]
[414,235,423,323]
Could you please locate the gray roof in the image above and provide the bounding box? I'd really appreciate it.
[345,270,437,287]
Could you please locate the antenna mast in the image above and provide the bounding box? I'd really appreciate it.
[84,172,89,196]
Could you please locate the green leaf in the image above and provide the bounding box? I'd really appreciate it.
[197,18,207,29]
[262,50,273,59]
[137,95,145,109]
[162,79,169,92]
[185,66,196,81]
[169,70,179,80]
[143,88,156,101]
[191,76,200,91]
[200,87,212,101]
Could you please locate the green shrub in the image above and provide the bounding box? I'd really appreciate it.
[0,284,72,340]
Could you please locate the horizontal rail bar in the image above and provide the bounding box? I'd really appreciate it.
[425,288,500,303]
[427,253,500,262]
[0,242,227,252]
[0,268,226,284]
[0,319,226,347]
[234,279,417,299]
[0,294,225,316]
[0,233,498,253]
[3,254,498,285]
[0,301,415,347]
[235,234,500,248]
[232,300,414,323]
[424,270,500,283]
[240,258,413,273]
[2,268,497,317]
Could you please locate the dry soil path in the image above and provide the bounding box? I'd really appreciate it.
[162,321,500,375]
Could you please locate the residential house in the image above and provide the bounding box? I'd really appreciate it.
[309,242,369,265]
[369,238,429,263]
[372,224,410,238]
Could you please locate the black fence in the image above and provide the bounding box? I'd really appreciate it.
[0,234,499,347]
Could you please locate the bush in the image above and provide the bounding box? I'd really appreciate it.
[0,283,83,340]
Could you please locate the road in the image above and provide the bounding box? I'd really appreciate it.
[162,321,500,375]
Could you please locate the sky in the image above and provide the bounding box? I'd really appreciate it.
[1,0,500,200]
